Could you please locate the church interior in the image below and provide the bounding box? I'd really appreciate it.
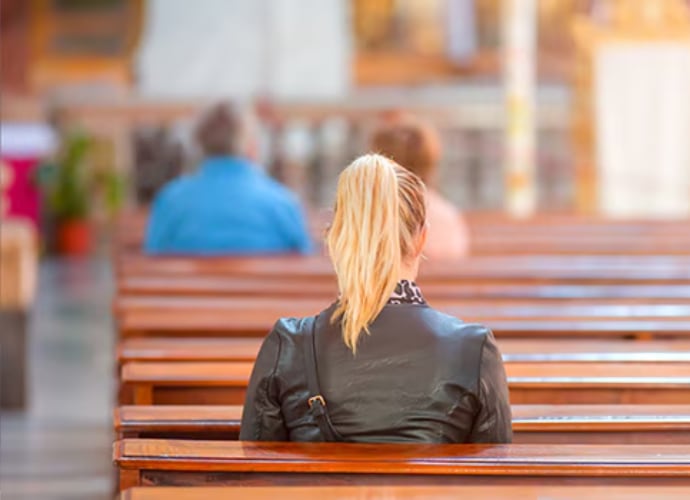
[2,0,690,498]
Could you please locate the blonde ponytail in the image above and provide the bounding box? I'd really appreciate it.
[326,154,426,353]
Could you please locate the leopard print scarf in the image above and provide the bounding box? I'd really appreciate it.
[387,280,426,305]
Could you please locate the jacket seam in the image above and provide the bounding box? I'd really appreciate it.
[475,331,489,397]
[465,330,490,439]
[257,328,283,440]
[269,326,283,386]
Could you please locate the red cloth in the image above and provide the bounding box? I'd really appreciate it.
[1,156,41,228]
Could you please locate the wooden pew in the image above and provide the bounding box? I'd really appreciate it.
[115,296,690,318]
[114,404,690,444]
[466,220,690,255]
[116,254,690,284]
[115,209,690,256]
[118,276,690,303]
[114,295,690,339]
[468,219,690,255]
[121,361,252,406]
[119,484,690,500]
[117,337,690,366]
[113,440,690,490]
[468,236,690,256]
[118,338,261,364]
[118,310,690,339]
[119,360,690,405]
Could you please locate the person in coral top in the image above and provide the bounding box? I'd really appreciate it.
[370,115,470,260]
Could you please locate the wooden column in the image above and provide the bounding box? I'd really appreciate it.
[503,0,538,217]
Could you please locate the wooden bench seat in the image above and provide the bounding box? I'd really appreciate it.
[115,296,690,338]
[115,208,690,244]
[113,404,690,444]
[119,484,690,500]
[113,440,690,490]
[118,338,262,364]
[120,360,690,405]
[121,361,252,406]
[115,296,690,318]
[467,223,690,255]
[116,255,690,283]
[119,309,690,338]
[116,337,690,366]
[468,238,690,255]
[118,276,690,303]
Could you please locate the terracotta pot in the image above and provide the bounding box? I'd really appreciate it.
[56,219,90,255]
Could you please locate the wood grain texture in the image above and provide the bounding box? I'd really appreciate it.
[118,276,690,302]
[119,358,690,405]
[117,337,690,365]
[118,338,262,364]
[122,362,253,385]
[113,404,690,444]
[118,310,690,338]
[113,440,690,478]
[115,296,690,317]
[120,484,690,500]
[115,255,690,283]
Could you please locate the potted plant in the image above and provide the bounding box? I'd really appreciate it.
[48,133,92,255]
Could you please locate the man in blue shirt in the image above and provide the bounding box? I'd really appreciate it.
[144,103,312,255]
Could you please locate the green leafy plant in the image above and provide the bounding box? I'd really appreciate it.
[49,132,92,221]
[92,164,127,218]
[45,132,127,221]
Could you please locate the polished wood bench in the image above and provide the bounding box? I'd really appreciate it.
[119,484,690,499]
[117,276,690,302]
[119,360,690,405]
[468,236,690,256]
[113,440,690,491]
[114,296,690,338]
[118,309,690,339]
[466,223,690,255]
[115,296,690,317]
[116,255,690,283]
[117,337,690,366]
[118,338,262,364]
[114,404,690,444]
[121,361,252,406]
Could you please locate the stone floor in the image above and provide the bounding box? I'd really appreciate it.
[1,258,114,499]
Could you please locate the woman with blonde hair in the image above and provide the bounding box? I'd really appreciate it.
[240,154,511,443]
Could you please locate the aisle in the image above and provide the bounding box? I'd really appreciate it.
[0,258,114,499]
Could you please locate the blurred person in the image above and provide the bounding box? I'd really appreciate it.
[370,114,470,259]
[133,126,185,206]
[240,154,511,443]
[144,102,312,254]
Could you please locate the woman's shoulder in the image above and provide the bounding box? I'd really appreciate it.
[269,315,315,338]
[420,307,493,343]
[269,306,335,340]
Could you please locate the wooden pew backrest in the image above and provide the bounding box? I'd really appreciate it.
[114,440,690,490]
[119,484,690,500]
[114,404,690,444]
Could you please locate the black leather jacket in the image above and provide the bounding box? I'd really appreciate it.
[240,301,512,443]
